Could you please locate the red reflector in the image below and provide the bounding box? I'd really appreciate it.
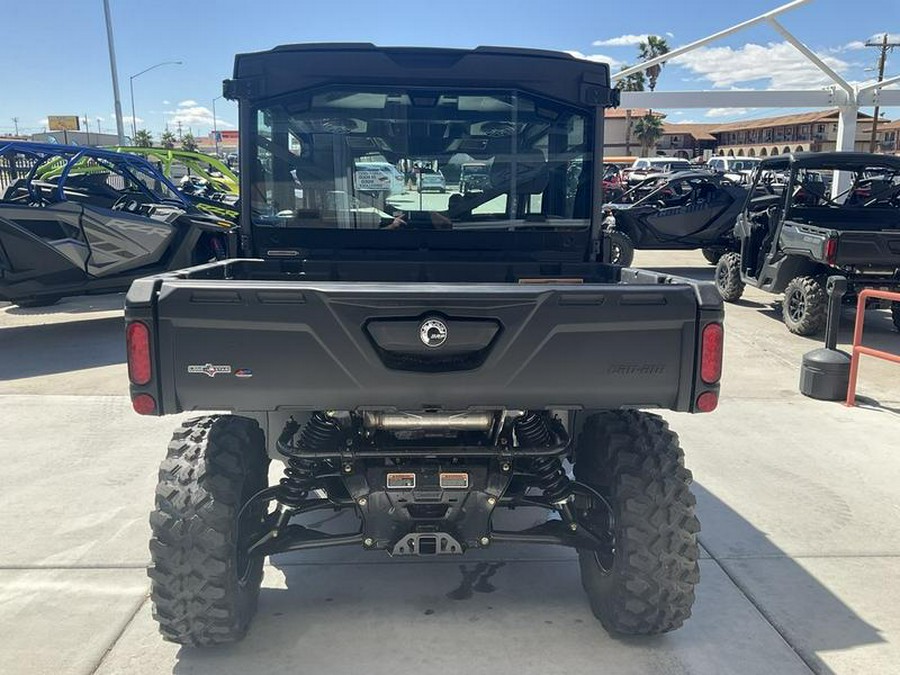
[701,322,724,384]
[696,391,718,413]
[131,393,157,415]
[825,238,838,265]
[126,322,152,385]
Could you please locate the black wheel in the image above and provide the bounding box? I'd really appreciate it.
[607,230,634,266]
[782,276,827,336]
[149,415,270,646]
[13,296,62,308]
[891,301,900,332]
[575,411,700,635]
[701,247,726,265]
[714,252,745,302]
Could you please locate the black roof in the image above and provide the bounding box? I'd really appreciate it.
[227,43,616,108]
[759,151,900,171]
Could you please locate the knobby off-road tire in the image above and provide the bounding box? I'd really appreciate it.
[608,230,635,267]
[701,247,726,265]
[149,415,270,646]
[782,276,827,336]
[575,410,700,635]
[891,301,900,332]
[714,252,745,302]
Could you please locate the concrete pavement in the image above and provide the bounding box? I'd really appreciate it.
[1,250,899,674]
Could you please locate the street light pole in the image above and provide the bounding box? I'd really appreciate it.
[129,60,183,141]
[212,95,222,157]
[102,0,126,144]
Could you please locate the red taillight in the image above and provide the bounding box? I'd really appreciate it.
[126,321,152,385]
[825,238,838,265]
[700,322,724,384]
[696,391,718,413]
[131,393,156,415]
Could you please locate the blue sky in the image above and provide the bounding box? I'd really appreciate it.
[0,0,898,137]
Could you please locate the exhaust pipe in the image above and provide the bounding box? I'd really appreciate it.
[362,411,495,431]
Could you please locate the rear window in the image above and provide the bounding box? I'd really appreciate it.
[250,88,593,232]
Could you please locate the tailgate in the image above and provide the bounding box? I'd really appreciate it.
[837,229,900,268]
[130,279,714,414]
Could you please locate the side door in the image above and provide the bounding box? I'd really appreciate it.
[639,177,734,245]
[74,162,177,277]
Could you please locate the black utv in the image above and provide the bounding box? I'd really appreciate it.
[715,152,900,335]
[603,171,748,267]
[127,44,725,646]
[0,142,237,307]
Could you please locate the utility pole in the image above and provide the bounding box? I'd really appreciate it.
[176,120,183,140]
[11,117,18,135]
[865,33,900,152]
[102,0,126,143]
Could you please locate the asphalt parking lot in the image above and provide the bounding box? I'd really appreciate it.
[1,249,899,675]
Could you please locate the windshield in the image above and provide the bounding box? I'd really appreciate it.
[250,88,592,231]
[731,159,760,171]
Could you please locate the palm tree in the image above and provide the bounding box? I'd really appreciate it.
[133,129,153,147]
[633,113,664,155]
[181,132,198,153]
[616,66,645,92]
[160,130,176,149]
[638,36,670,92]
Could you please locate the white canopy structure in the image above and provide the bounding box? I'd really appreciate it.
[613,0,900,195]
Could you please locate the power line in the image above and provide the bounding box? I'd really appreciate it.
[864,33,900,152]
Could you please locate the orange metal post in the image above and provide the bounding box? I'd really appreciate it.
[845,288,900,407]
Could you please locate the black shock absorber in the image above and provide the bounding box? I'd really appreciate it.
[515,413,571,506]
[278,413,343,508]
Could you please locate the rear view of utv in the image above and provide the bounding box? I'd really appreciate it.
[127,44,724,646]
[715,153,900,335]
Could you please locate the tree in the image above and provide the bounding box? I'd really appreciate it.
[133,129,153,147]
[638,35,670,92]
[181,132,198,153]
[616,66,645,92]
[633,113,664,155]
[160,130,176,149]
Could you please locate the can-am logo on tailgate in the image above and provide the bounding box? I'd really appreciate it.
[419,318,448,348]
[187,363,232,377]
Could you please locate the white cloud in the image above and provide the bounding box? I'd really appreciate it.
[37,117,48,127]
[666,32,674,38]
[672,41,850,89]
[165,101,234,130]
[566,50,623,70]
[162,99,171,105]
[705,108,750,118]
[869,33,900,43]
[592,34,650,47]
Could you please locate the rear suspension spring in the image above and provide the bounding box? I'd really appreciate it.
[278,412,343,507]
[515,412,571,505]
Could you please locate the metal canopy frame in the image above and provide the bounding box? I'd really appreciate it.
[612,0,900,195]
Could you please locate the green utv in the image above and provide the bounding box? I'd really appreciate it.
[125,44,724,645]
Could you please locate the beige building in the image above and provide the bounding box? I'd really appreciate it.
[711,109,878,157]
[603,108,665,158]
[656,123,719,159]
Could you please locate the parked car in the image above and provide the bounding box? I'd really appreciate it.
[706,156,761,184]
[128,43,722,647]
[418,167,447,192]
[603,171,748,266]
[715,152,900,334]
[623,157,694,185]
[0,142,237,307]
